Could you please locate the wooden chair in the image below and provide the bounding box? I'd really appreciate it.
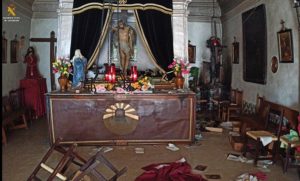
[28,138,87,181]
[222,89,243,122]
[211,88,237,121]
[236,94,265,136]
[2,89,30,145]
[279,112,300,173]
[72,151,127,181]
[243,107,284,165]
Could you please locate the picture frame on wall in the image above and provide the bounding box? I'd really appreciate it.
[232,40,239,64]
[188,41,196,63]
[2,36,7,63]
[10,35,19,63]
[277,29,293,63]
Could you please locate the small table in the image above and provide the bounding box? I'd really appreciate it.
[20,78,47,118]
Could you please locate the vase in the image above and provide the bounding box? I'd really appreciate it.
[174,73,185,89]
[58,74,68,92]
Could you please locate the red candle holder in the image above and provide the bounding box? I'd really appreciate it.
[130,66,138,82]
[110,64,116,83]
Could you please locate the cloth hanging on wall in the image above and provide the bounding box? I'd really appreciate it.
[70,0,173,71]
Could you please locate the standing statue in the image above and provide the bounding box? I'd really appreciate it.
[112,20,136,75]
[23,46,41,79]
[71,49,87,89]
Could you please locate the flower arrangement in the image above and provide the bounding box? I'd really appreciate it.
[131,76,153,91]
[167,57,190,76]
[52,56,72,77]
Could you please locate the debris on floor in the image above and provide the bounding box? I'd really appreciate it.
[226,153,253,164]
[235,172,267,181]
[256,160,272,172]
[194,164,207,171]
[135,147,145,154]
[195,133,203,141]
[235,173,258,181]
[205,174,221,179]
[166,143,179,151]
[91,146,113,154]
[135,157,207,181]
[205,127,223,133]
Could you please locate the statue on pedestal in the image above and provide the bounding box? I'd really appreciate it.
[71,49,87,89]
[23,46,42,79]
[112,20,136,75]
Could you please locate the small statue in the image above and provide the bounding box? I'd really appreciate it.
[71,49,87,89]
[23,46,41,79]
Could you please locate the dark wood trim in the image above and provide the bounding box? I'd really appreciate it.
[30,31,57,91]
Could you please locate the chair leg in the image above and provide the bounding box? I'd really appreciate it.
[2,127,7,145]
[284,145,291,173]
[227,109,230,122]
[254,138,262,165]
[243,135,248,157]
[22,114,28,129]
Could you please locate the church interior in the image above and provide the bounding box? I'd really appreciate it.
[2,0,300,180]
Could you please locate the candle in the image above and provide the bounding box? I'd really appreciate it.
[110,64,116,83]
[105,65,110,81]
[133,66,138,82]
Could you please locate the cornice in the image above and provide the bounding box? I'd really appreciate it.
[32,1,59,19]
[221,0,261,22]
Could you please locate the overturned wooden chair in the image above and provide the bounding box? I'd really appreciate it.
[72,151,127,181]
[28,138,87,181]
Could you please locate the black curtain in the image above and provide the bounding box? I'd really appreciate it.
[71,0,173,72]
[136,10,174,72]
[70,2,107,61]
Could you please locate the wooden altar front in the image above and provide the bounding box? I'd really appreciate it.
[46,92,196,145]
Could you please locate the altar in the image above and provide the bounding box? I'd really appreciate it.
[46,91,195,145]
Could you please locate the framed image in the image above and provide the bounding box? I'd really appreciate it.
[2,37,7,63]
[232,41,239,64]
[10,38,19,63]
[242,4,267,84]
[188,43,196,63]
[277,29,293,63]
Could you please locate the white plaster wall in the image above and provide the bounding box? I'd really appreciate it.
[2,0,31,96]
[222,0,299,111]
[30,19,58,92]
[188,21,222,69]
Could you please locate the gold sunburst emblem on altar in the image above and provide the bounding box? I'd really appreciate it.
[103,103,139,135]
[119,0,127,4]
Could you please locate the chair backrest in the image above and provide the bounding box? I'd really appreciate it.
[258,103,270,127]
[282,108,299,131]
[264,106,283,138]
[9,88,25,110]
[235,90,243,107]
[230,88,237,103]
[255,94,265,114]
[2,96,11,113]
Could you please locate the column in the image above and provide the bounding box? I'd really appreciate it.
[172,0,191,59]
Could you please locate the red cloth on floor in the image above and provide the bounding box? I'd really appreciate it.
[135,160,207,181]
[20,78,47,118]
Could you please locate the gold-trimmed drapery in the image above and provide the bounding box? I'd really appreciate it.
[70,0,174,73]
[134,10,165,73]
[72,2,172,16]
[87,10,112,69]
